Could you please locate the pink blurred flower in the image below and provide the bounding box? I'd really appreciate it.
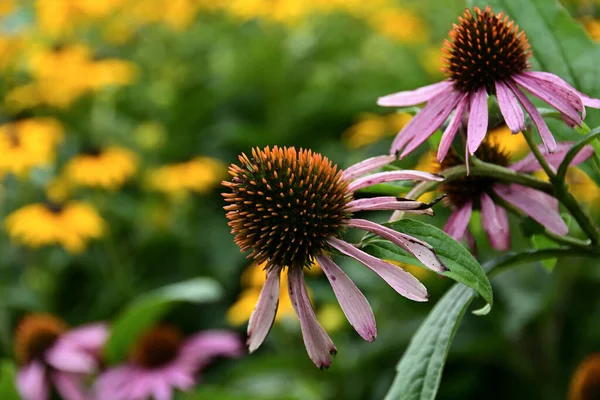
[95,326,243,400]
[14,313,108,400]
[378,7,600,162]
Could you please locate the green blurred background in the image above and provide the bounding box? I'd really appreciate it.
[0,0,600,399]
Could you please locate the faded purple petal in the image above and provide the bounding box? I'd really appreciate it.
[514,74,582,127]
[480,193,511,251]
[45,344,97,374]
[467,87,489,155]
[287,267,337,369]
[346,197,434,215]
[438,94,468,161]
[316,254,376,342]
[348,170,443,192]
[181,330,243,367]
[342,155,397,181]
[328,237,428,302]
[494,184,568,235]
[507,81,556,152]
[17,361,49,400]
[510,142,595,172]
[52,372,86,400]
[348,219,446,273]
[377,81,453,107]
[151,377,172,400]
[443,201,473,241]
[399,91,463,157]
[496,80,525,133]
[522,71,589,112]
[247,268,281,353]
[580,93,600,109]
[94,366,133,400]
[59,323,108,352]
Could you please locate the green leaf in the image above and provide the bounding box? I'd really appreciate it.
[384,283,475,400]
[0,360,20,400]
[362,219,493,311]
[104,278,222,364]
[530,235,559,271]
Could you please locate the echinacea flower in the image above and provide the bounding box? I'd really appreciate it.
[378,6,600,162]
[64,147,138,190]
[14,313,107,400]
[223,146,447,368]
[95,325,242,400]
[440,139,594,250]
[569,353,600,400]
[5,201,106,253]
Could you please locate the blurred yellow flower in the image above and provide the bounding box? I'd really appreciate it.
[35,0,124,37]
[420,46,444,79]
[0,35,24,71]
[0,0,15,17]
[565,167,600,208]
[582,17,600,42]
[0,118,64,177]
[6,45,137,111]
[317,304,346,333]
[147,157,226,195]
[5,201,105,253]
[343,112,412,149]
[369,8,429,44]
[64,147,138,190]
[488,125,528,159]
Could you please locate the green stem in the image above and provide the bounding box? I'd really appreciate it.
[522,129,556,179]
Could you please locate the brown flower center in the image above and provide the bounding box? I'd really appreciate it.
[442,6,531,94]
[569,354,600,400]
[14,314,67,365]
[223,146,352,270]
[129,325,183,369]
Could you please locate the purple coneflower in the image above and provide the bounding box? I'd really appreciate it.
[14,313,107,400]
[441,140,594,250]
[378,6,600,162]
[95,325,242,400]
[222,146,447,368]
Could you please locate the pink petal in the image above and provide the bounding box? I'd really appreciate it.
[247,268,281,353]
[522,71,588,112]
[507,81,556,152]
[438,94,468,161]
[346,197,434,214]
[316,254,376,342]
[390,91,461,157]
[514,74,582,127]
[467,87,489,155]
[348,170,443,192]
[45,344,97,374]
[52,372,87,400]
[496,80,525,133]
[151,377,173,400]
[181,330,243,366]
[17,361,49,400]
[580,93,600,109]
[399,91,463,157]
[347,218,446,273]
[287,267,337,369]
[59,323,108,351]
[443,201,473,241]
[377,81,453,107]
[510,142,595,172]
[328,237,428,302]
[342,155,397,181]
[494,184,568,235]
[480,193,511,251]
[94,366,134,400]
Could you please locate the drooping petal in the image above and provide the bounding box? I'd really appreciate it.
[348,170,443,192]
[17,361,49,400]
[507,80,556,152]
[45,344,97,374]
[467,87,489,155]
[52,372,87,400]
[346,197,434,214]
[509,142,595,172]
[150,376,173,400]
[316,254,376,341]
[342,155,397,181]
[438,94,469,161]
[443,201,473,241]
[399,91,463,157]
[347,219,446,273]
[390,89,461,155]
[328,237,428,302]
[496,80,525,133]
[580,93,600,109]
[94,366,134,400]
[287,266,337,369]
[181,330,243,367]
[494,184,568,235]
[522,71,587,112]
[59,323,108,352]
[377,81,453,107]
[247,268,281,353]
[480,193,510,251]
[514,74,582,127]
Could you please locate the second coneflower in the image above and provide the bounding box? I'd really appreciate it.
[223,146,447,368]
[378,6,600,161]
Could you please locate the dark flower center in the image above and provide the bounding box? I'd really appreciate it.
[129,325,183,369]
[222,146,352,270]
[82,146,102,157]
[440,140,510,209]
[442,6,531,94]
[15,314,67,365]
[570,355,600,400]
[45,201,65,214]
